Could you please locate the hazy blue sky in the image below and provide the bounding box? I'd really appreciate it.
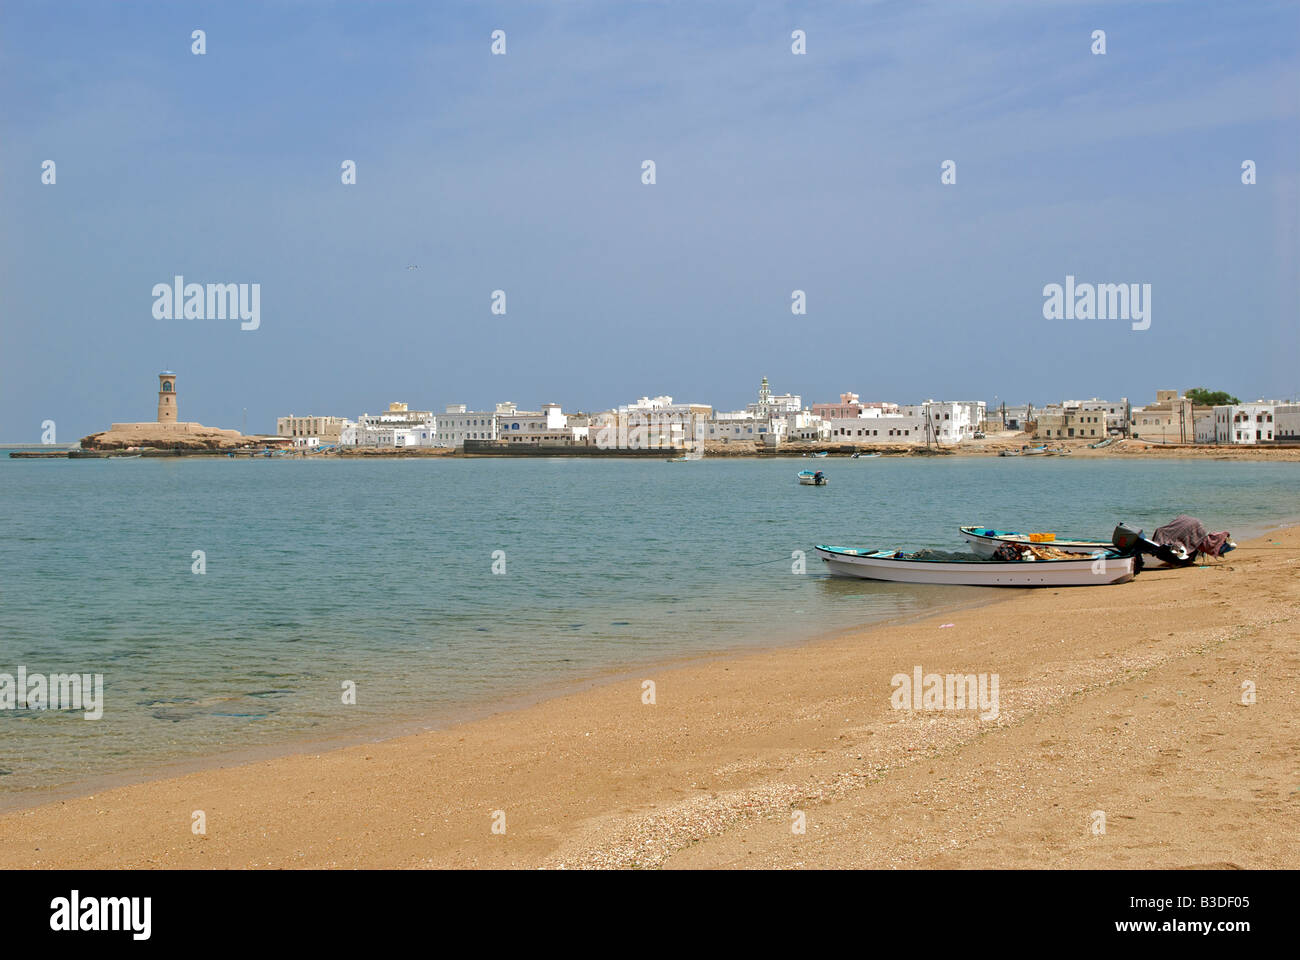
[2,0,1297,439]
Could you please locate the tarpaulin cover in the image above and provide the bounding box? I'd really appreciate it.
[1153,515,1232,558]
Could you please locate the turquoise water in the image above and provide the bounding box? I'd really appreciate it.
[1,455,1296,803]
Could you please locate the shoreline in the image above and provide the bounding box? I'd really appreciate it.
[11,439,1300,461]
[0,584,1008,816]
[1,525,1296,868]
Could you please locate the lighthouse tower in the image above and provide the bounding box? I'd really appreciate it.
[157,371,178,423]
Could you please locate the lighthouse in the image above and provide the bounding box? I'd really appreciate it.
[157,371,177,423]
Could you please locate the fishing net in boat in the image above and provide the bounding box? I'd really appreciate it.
[990,543,1081,561]
[901,549,981,562]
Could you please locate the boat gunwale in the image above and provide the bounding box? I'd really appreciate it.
[958,525,1111,550]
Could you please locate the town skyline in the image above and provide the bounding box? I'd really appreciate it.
[9,367,1299,445]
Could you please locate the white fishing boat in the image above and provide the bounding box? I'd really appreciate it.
[811,451,829,457]
[666,451,702,462]
[798,469,828,485]
[959,525,1191,568]
[813,544,1135,586]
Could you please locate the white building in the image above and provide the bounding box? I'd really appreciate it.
[498,403,587,444]
[436,404,499,447]
[1211,403,1278,444]
[826,414,925,441]
[820,400,985,444]
[345,402,437,447]
[783,410,829,441]
[898,401,986,443]
[593,396,712,449]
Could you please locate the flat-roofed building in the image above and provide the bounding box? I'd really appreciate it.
[435,403,499,447]
[1211,402,1278,444]
[1036,407,1107,440]
[277,414,347,442]
[1275,404,1300,442]
[498,403,588,444]
[898,401,986,443]
[1129,390,1209,443]
[345,402,437,447]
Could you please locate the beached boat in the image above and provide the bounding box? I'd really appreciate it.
[812,451,829,458]
[813,544,1136,586]
[959,524,1201,568]
[798,469,828,485]
[1021,445,1048,455]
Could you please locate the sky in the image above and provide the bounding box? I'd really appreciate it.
[2,0,1297,440]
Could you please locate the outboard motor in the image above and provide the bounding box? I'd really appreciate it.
[1112,522,1193,567]
[1111,523,1143,554]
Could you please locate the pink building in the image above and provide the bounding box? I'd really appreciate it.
[812,393,899,420]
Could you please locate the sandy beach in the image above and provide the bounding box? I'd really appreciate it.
[2,525,1296,869]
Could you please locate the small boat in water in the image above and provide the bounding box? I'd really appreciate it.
[812,451,829,458]
[813,544,1135,586]
[798,469,829,486]
[666,451,702,462]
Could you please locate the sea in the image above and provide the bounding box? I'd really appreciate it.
[1,453,1296,806]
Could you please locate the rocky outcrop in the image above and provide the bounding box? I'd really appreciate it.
[81,424,248,451]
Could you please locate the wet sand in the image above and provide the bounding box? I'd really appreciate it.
[1,527,1296,869]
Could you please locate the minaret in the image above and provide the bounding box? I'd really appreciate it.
[157,371,178,423]
[758,376,771,410]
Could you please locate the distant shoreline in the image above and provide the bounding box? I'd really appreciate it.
[10,440,1300,462]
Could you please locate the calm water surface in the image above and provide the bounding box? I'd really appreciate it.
[1,455,1296,801]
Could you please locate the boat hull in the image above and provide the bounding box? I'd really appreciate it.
[814,545,1135,586]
